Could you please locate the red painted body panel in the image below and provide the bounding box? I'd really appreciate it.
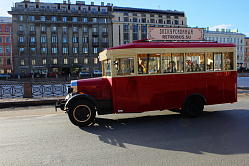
[77,77,112,101]
[75,71,237,114]
[113,71,237,113]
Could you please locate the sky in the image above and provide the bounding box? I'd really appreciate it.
[1,0,249,36]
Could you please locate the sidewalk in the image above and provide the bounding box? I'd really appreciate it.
[0,96,65,109]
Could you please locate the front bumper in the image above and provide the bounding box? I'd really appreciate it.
[55,99,66,111]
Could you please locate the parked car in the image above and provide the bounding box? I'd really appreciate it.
[14,73,27,78]
[79,72,90,76]
[0,74,11,79]
[93,70,102,75]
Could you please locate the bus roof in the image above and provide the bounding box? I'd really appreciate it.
[107,41,236,50]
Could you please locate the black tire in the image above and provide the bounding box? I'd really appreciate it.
[181,97,204,118]
[68,100,96,127]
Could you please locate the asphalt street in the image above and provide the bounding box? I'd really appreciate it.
[0,93,249,166]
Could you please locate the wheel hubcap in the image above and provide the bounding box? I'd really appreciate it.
[73,105,91,122]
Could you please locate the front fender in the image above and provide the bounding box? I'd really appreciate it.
[65,94,99,110]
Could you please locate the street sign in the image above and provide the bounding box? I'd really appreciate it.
[148,27,203,41]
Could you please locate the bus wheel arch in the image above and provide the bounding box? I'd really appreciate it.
[67,96,97,127]
[181,94,206,118]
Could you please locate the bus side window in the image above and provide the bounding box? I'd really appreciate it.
[223,52,233,70]
[207,52,214,71]
[115,58,134,76]
[185,53,205,72]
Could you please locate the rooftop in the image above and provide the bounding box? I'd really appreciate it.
[0,17,12,23]
[113,6,185,16]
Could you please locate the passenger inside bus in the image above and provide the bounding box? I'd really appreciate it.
[167,61,177,73]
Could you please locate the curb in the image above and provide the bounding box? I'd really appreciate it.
[0,97,64,109]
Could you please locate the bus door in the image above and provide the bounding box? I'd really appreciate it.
[113,56,138,113]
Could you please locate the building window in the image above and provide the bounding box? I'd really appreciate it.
[124,17,128,22]
[52,16,56,22]
[53,58,57,64]
[19,15,23,21]
[52,36,57,43]
[41,48,47,54]
[32,59,36,65]
[41,36,46,43]
[94,48,98,53]
[93,27,97,32]
[52,26,56,32]
[41,26,46,32]
[93,37,98,43]
[30,25,35,31]
[6,37,9,43]
[73,36,78,43]
[5,26,9,32]
[62,36,68,43]
[63,47,68,54]
[0,58,3,65]
[133,18,137,22]
[103,19,107,23]
[52,47,57,54]
[94,58,98,64]
[73,47,78,54]
[30,37,35,42]
[103,27,107,32]
[83,18,87,23]
[73,27,77,32]
[64,58,68,64]
[83,47,88,53]
[42,59,46,65]
[83,27,87,32]
[41,16,45,21]
[30,16,34,21]
[175,20,179,24]
[0,37,2,43]
[84,58,88,64]
[74,58,78,64]
[20,59,24,65]
[6,47,10,54]
[93,18,97,23]
[19,36,24,42]
[0,47,3,53]
[30,47,35,54]
[83,37,88,43]
[19,48,24,54]
[63,27,67,32]
[167,20,171,24]
[63,17,67,22]
[7,59,11,65]
[103,38,107,43]
[19,25,23,31]
[73,17,77,22]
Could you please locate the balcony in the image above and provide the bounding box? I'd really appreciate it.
[17,31,24,36]
[92,42,99,47]
[92,32,98,37]
[102,32,108,37]
[30,31,36,36]
[29,42,36,47]
[102,42,108,48]
[18,42,25,47]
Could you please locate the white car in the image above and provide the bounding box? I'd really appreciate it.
[93,70,102,75]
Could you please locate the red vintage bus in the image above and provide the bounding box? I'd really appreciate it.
[56,41,237,127]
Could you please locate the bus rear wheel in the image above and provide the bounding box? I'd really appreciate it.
[181,97,204,118]
[68,100,96,127]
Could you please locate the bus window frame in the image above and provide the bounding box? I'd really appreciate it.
[103,49,236,78]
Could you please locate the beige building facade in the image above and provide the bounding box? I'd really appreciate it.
[112,7,187,47]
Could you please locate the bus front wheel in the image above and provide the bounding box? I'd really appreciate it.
[181,97,204,118]
[68,100,96,127]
